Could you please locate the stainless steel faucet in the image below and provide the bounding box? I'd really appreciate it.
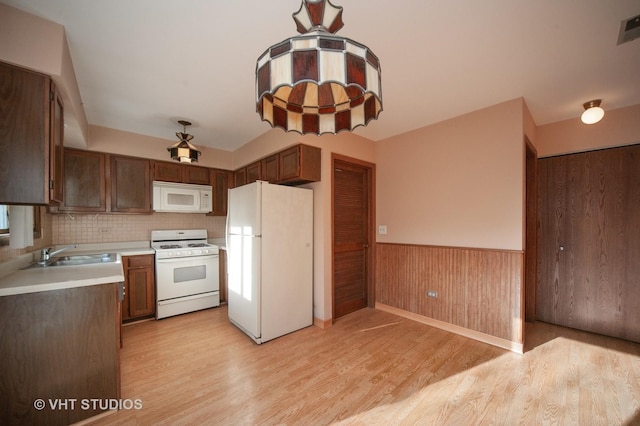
[38,244,78,265]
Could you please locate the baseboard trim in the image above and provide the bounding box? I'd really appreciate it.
[375,303,523,354]
[313,317,332,329]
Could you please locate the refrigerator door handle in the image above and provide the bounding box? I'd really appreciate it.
[225,200,230,249]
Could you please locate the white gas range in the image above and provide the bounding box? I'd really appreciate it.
[151,229,220,319]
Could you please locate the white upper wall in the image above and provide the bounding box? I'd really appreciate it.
[536,104,640,158]
[375,98,525,251]
[0,3,88,147]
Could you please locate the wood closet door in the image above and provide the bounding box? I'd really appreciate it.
[333,157,374,319]
[537,144,640,342]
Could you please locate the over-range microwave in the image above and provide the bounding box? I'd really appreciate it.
[152,181,212,213]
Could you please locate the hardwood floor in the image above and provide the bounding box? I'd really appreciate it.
[88,306,640,425]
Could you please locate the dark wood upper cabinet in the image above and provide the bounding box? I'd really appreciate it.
[56,148,107,212]
[152,161,182,183]
[232,144,321,188]
[54,150,231,215]
[209,169,233,216]
[110,155,152,213]
[183,165,210,185]
[234,168,247,188]
[50,85,65,204]
[152,160,210,185]
[262,154,279,183]
[245,161,262,184]
[278,144,321,184]
[0,61,63,205]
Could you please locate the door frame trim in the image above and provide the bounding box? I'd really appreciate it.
[331,153,376,322]
[524,137,538,324]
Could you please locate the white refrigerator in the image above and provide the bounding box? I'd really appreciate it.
[226,181,313,344]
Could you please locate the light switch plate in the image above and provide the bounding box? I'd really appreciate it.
[378,225,387,235]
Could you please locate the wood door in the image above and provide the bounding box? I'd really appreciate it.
[537,144,640,342]
[332,155,375,319]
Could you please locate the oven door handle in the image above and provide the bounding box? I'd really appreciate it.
[156,255,218,263]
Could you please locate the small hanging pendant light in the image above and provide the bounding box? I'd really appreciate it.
[256,0,383,135]
[167,120,201,163]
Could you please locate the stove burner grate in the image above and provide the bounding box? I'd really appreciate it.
[188,243,208,247]
[160,244,182,249]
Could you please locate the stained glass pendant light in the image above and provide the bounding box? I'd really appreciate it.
[168,120,201,163]
[256,0,383,135]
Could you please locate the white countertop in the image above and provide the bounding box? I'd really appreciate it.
[0,261,125,297]
[209,238,226,250]
[0,241,153,297]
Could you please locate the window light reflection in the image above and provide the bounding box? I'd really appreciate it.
[229,226,255,302]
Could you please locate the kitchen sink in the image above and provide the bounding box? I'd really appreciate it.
[29,253,119,268]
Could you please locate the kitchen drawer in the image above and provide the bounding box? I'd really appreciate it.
[126,255,154,268]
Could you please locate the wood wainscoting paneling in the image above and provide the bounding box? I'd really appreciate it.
[376,243,524,352]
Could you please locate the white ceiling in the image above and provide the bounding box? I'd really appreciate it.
[4,0,640,151]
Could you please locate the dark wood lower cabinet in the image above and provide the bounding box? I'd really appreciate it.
[0,283,121,425]
[219,249,227,303]
[537,144,640,343]
[122,255,155,322]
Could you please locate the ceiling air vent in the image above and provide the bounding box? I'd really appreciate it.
[617,13,640,45]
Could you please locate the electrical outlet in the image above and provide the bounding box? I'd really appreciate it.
[378,225,387,235]
[427,290,438,298]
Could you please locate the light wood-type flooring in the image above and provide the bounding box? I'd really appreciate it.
[89,306,640,425]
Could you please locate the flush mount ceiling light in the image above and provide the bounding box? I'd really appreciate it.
[168,120,201,163]
[256,0,383,135]
[580,99,605,125]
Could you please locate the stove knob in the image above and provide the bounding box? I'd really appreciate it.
[187,251,192,255]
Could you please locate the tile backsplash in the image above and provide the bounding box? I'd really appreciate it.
[51,212,226,245]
